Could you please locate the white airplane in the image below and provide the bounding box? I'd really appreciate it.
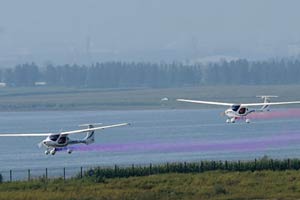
[0,123,129,155]
[177,96,300,123]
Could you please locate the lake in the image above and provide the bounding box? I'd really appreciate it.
[0,109,300,180]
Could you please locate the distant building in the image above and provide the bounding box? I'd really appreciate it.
[35,82,47,86]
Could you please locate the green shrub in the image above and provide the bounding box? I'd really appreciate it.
[213,184,227,195]
[75,158,300,182]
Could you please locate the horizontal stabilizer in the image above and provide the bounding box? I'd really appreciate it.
[256,95,278,98]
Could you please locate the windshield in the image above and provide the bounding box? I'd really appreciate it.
[49,134,60,141]
[58,136,67,144]
[239,107,246,114]
[231,105,240,112]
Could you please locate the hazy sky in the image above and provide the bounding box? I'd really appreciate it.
[0,0,300,65]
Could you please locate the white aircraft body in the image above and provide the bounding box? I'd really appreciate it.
[0,123,129,155]
[177,96,300,123]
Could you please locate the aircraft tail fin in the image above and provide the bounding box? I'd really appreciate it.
[256,95,278,111]
[82,124,96,145]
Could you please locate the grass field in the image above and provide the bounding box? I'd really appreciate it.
[1,170,300,200]
[0,85,300,111]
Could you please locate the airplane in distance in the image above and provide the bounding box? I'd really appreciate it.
[0,123,129,155]
[177,96,300,123]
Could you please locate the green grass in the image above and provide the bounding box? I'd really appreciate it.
[1,170,300,200]
[0,85,300,111]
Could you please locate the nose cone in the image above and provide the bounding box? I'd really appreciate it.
[43,140,50,146]
[225,109,230,115]
[224,109,232,117]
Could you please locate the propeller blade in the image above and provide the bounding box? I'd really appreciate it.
[38,141,44,148]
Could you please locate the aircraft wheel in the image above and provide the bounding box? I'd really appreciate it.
[67,149,72,154]
[50,149,56,155]
[226,119,230,123]
[230,118,236,123]
[245,119,250,123]
[45,150,50,155]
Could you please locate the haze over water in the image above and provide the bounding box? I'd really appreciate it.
[1,0,300,65]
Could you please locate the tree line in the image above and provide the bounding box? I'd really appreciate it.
[0,59,300,88]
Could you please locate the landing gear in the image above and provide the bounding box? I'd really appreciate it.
[226,118,236,123]
[45,149,56,155]
[50,149,56,155]
[67,149,73,154]
[245,119,250,123]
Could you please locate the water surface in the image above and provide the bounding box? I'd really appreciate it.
[0,109,299,172]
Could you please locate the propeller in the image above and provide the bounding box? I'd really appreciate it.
[38,141,44,148]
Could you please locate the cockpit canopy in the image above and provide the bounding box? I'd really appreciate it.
[231,104,247,114]
[231,105,240,112]
[49,134,60,141]
[49,134,68,144]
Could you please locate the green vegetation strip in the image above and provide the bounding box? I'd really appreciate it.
[82,158,300,181]
[1,170,300,200]
[1,158,300,199]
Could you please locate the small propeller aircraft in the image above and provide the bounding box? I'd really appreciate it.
[177,96,300,123]
[0,123,129,155]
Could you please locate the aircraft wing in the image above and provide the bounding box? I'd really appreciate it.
[0,133,53,137]
[60,123,130,135]
[242,101,300,107]
[0,123,129,137]
[177,99,234,106]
